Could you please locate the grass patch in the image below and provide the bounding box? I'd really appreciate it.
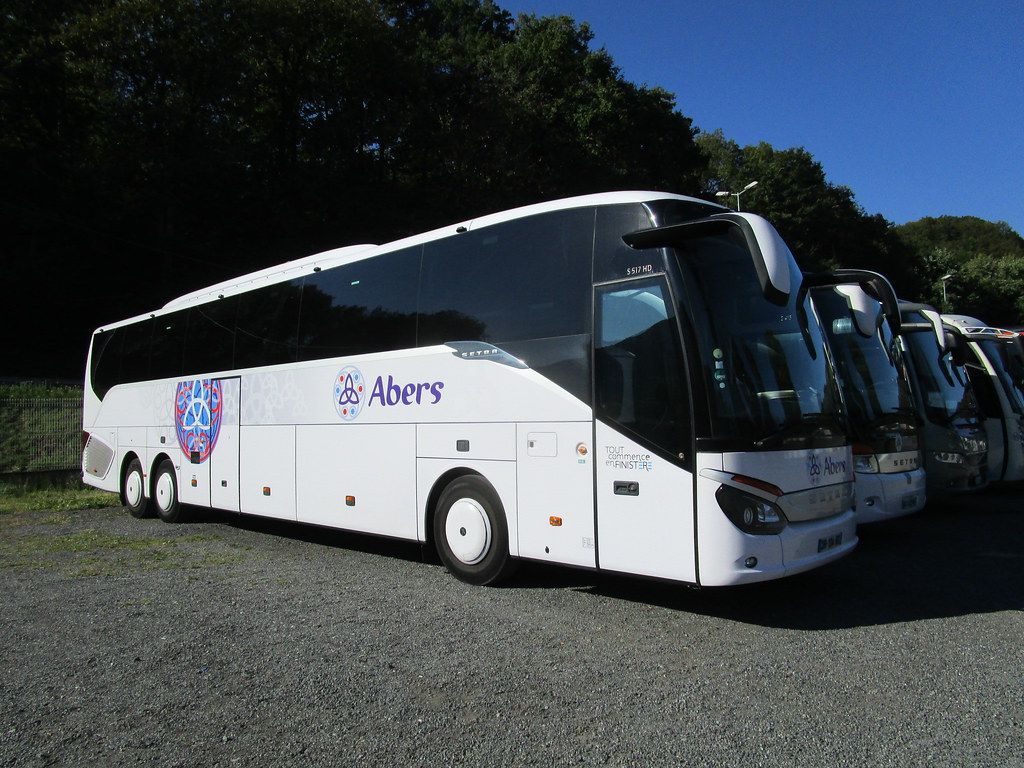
[0,383,81,398]
[0,518,244,576]
[0,485,118,515]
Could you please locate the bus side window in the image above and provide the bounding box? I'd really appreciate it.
[593,203,656,283]
[150,309,187,380]
[417,208,592,346]
[964,363,1001,418]
[119,318,153,385]
[234,279,303,369]
[298,247,419,361]
[90,327,123,400]
[184,296,237,375]
[595,279,691,462]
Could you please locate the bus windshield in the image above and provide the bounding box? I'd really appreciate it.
[814,289,918,451]
[902,321,977,425]
[673,236,845,449]
[977,339,1024,415]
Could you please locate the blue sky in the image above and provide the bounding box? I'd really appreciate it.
[504,0,1024,235]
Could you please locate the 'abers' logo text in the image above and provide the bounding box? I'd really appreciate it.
[334,367,444,421]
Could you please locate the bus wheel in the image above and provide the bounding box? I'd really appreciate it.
[123,458,153,519]
[433,475,516,586]
[153,460,182,523]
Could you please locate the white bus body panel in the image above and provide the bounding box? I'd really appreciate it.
[594,422,696,583]
[854,467,926,524]
[418,423,516,461]
[236,350,591,427]
[239,425,296,520]
[297,424,416,537]
[516,422,595,568]
[177,445,210,507]
[210,378,241,512]
[87,381,174,495]
[697,447,858,586]
[722,445,853,493]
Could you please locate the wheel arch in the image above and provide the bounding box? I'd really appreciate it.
[118,451,142,504]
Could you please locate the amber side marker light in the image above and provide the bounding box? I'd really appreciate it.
[345,495,356,507]
[262,486,271,496]
[731,474,783,497]
[549,516,563,527]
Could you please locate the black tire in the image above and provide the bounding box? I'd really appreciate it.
[122,458,153,519]
[433,475,517,586]
[152,459,183,523]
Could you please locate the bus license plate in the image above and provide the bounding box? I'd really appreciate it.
[817,532,843,553]
[901,494,918,510]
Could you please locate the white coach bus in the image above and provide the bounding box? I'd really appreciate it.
[82,192,857,587]
[810,279,925,523]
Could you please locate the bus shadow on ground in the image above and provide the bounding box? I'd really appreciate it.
[565,487,1024,630]
[193,508,430,565]
[188,488,1022,631]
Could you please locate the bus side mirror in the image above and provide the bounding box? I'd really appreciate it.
[833,285,883,337]
[946,333,974,367]
[622,212,794,306]
[808,269,901,334]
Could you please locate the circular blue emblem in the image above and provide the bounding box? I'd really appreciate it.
[175,379,223,462]
[334,366,364,421]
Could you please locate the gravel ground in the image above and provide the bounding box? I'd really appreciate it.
[1,490,1023,768]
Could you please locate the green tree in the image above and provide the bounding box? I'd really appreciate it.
[1,0,710,377]
[895,216,1024,323]
[696,129,907,277]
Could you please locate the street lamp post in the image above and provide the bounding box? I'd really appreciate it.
[715,180,759,211]
[940,273,953,310]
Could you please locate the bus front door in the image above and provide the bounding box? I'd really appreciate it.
[593,278,697,583]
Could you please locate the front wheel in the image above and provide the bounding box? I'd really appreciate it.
[153,460,183,523]
[433,475,516,586]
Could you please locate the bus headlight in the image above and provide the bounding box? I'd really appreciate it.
[931,451,965,464]
[715,485,788,535]
[853,455,880,473]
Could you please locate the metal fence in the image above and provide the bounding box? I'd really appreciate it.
[0,397,82,473]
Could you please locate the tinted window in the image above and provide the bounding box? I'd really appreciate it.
[90,328,122,400]
[120,319,153,384]
[595,278,691,460]
[418,208,593,346]
[902,323,978,425]
[234,279,303,368]
[964,363,1001,419]
[673,235,845,449]
[593,203,656,283]
[150,310,187,380]
[184,296,237,375]
[298,248,419,361]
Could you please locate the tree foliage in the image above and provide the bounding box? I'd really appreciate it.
[1,0,1020,378]
[1,0,704,376]
[696,129,910,279]
[894,216,1024,323]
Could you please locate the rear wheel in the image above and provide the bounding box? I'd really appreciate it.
[153,460,183,523]
[123,458,152,519]
[433,475,516,586]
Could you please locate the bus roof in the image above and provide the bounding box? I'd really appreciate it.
[160,191,719,312]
